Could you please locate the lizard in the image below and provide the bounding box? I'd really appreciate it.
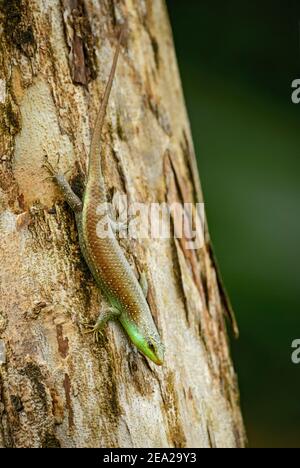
[43,28,165,366]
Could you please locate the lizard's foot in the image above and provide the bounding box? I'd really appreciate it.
[43,153,82,213]
[42,153,71,180]
[80,306,120,343]
[80,319,103,343]
[42,153,61,180]
[85,325,103,343]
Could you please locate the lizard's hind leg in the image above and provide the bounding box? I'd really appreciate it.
[43,155,83,213]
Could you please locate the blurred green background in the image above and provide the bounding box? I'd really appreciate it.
[166,0,300,448]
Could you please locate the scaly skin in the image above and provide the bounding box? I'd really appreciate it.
[44,30,164,366]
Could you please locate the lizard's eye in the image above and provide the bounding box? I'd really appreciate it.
[148,341,155,352]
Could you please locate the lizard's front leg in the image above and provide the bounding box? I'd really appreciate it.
[139,270,149,298]
[43,156,83,213]
[83,306,121,342]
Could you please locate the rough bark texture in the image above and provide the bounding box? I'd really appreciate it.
[0,0,245,448]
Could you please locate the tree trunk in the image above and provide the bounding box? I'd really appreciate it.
[0,0,245,448]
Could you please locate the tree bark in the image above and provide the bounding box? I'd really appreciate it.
[0,0,245,448]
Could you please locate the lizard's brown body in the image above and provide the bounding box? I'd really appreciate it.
[45,29,164,365]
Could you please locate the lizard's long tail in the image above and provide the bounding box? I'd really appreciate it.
[88,25,125,180]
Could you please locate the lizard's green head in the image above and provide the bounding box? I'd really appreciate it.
[138,334,165,366]
[123,320,164,365]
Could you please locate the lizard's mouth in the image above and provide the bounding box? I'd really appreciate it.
[154,358,163,366]
[142,344,164,366]
[138,344,164,366]
[148,354,163,366]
